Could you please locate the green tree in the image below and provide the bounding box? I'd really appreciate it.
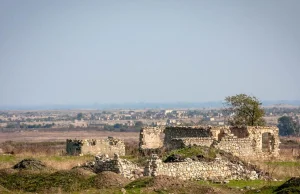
[134,121,144,130]
[77,113,83,120]
[224,94,265,126]
[113,123,122,129]
[278,116,299,136]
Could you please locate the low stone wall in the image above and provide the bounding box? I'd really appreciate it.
[94,154,143,180]
[66,137,125,156]
[144,154,259,181]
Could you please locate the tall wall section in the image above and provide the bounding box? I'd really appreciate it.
[164,126,213,147]
[139,127,164,149]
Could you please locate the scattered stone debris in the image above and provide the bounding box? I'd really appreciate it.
[77,154,144,180]
[94,153,144,180]
[73,161,96,172]
[13,159,47,170]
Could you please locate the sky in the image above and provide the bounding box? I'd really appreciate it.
[0,0,299,107]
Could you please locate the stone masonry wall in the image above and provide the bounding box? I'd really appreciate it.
[94,154,143,180]
[164,126,212,148]
[66,137,125,156]
[247,126,280,158]
[215,135,254,157]
[162,126,280,159]
[144,154,259,181]
[139,127,164,149]
[169,137,214,150]
[139,126,280,159]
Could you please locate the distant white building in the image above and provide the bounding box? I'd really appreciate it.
[163,110,173,115]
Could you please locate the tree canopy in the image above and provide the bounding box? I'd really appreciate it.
[224,94,265,126]
[278,116,300,136]
[76,113,83,120]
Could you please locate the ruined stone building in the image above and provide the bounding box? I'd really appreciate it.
[139,127,164,149]
[76,125,278,181]
[66,137,125,156]
[140,126,280,159]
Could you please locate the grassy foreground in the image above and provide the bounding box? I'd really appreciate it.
[0,140,300,193]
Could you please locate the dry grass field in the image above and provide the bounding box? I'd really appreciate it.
[0,130,139,143]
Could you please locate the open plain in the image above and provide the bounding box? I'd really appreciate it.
[0,130,139,143]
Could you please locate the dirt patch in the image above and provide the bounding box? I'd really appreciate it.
[127,175,216,194]
[93,171,130,189]
[13,159,47,170]
[70,168,96,177]
[150,175,215,193]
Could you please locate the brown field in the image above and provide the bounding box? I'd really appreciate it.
[0,130,139,143]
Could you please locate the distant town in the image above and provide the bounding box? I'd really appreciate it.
[1,105,299,132]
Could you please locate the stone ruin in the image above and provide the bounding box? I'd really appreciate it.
[139,127,164,149]
[79,153,144,180]
[66,136,125,156]
[139,125,280,159]
[144,154,261,181]
[81,152,264,182]
[75,125,280,182]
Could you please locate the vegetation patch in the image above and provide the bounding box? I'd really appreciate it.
[120,155,149,167]
[125,175,215,194]
[0,155,16,163]
[0,169,94,192]
[163,146,217,162]
[227,179,284,189]
[275,177,300,194]
[125,177,152,190]
[13,158,47,170]
[93,171,130,189]
[265,161,300,167]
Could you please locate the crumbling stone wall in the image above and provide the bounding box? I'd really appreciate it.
[169,137,214,150]
[139,127,164,149]
[166,126,280,159]
[215,135,253,157]
[144,154,259,181]
[164,126,212,147]
[66,137,125,156]
[94,154,143,180]
[140,125,280,159]
[247,126,280,158]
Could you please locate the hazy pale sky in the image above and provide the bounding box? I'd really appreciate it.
[0,0,299,106]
